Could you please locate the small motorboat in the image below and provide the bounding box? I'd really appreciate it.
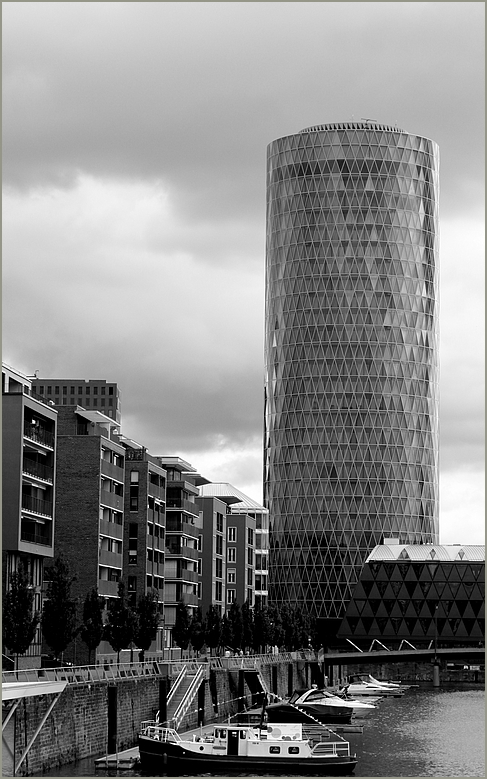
[289,686,376,719]
[338,676,404,698]
[138,720,358,775]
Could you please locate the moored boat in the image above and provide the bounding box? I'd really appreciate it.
[289,686,376,719]
[138,720,358,775]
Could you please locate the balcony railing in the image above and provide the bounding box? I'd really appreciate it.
[22,459,54,483]
[20,528,52,546]
[3,385,52,407]
[23,424,55,449]
[21,494,53,517]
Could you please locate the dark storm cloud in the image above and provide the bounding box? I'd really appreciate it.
[2,2,484,536]
[3,2,484,222]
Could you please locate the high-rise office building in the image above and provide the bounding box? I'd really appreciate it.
[264,122,439,637]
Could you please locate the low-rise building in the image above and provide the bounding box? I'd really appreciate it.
[32,378,121,423]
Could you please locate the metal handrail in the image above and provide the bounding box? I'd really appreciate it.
[170,665,205,730]
[2,661,164,686]
[166,666,187,705]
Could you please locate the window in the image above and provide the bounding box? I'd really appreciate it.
[38,386,44,394]
[47,386,52,394]
[109,387,114,395]
[215,581,222,601]
[216,512,223,533]
[227,589,236,604]
[93,399,97,406]
[129,552,137,565]
[215,558,223,579]
[130,470,139,483]
[228,527,236,542]
[62,386,67,395]
[228,547,236,563]
[247,569,253,585]
[227,569,236,584]
[269,746,281,754]
[128,577,137,592]
[247,548,253,566]
[216,535,223,556]
[93,386,98,395]
[247,528,253,546]
[101,386,106,395]
[85,387,90,395]
[55,386,59,394]
[70,386,75,394]
[288,747,300,754]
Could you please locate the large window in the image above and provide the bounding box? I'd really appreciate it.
[227,589,236,604]
[228,547,236,563]
[228,527,236,542]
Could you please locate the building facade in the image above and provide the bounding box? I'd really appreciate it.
[264,122,440,635]
[195,495,228,618]
[53,405,125,664]
[119,439,167,652]
[199,483,269,607]
[2,364,57,667]
[156,457,202,647]
[32,378,121,423]
[338,543,485,647]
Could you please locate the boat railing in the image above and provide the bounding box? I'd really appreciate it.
[140,722,181,742]
[312,741,352,757]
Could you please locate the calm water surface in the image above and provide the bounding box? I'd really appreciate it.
[35,684,484,778]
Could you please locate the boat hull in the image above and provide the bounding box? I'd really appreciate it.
[138,736,358,775]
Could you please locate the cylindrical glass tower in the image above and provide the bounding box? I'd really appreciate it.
[264,122,439,627]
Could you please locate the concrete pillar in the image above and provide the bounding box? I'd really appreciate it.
[107,684,117,754]
[159,677,169,723]
[433,662,440,687]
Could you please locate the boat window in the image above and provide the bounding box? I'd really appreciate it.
[239,731,246,739]
[288,746,300,754]
[269,746,281,754]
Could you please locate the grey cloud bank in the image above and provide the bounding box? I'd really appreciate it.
[2,2,484,542]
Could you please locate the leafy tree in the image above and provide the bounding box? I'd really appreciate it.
[241,600,254,652]
[309,616,322,651]
[189,607,206,655]
[80,588,104,665]
[134,591,160,661]
[205,604,222,655]
[253,603,273,653]
[172,600,191,653]
[104,581,136,663]
[223,601,243,652]
[3,563,40,669]
[42,556,78,662]
[267,604,284,649]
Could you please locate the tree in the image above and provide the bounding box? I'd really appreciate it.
[267,604,284,649]
[189,607,206,655]
[134,591,160,661]
[3,563,40,669]
[80,588,104,665]
[205,604,222,655]
[172,600,191,654]
[253,603,273,653]
[42,556,78,662]
[104,581,136,663]
[223,602,243,653]
[241,600,254,652]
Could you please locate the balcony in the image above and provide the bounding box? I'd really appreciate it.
[98,580,120,597]
[165,545,198,561]
[99,549,122,568]
[20,527,52,547]
[99,518,123,540]
[23,424,54,450]
[100,459,125,481]
[99,490,124,511]
[21,494,53,518]
[166,498,199,516]
[22,459,54,484]
[166,517,199,535]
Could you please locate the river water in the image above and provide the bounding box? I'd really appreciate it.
[34,683,484,778]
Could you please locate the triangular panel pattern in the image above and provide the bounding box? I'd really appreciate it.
[265,123,440,620]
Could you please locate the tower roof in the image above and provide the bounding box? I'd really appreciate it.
[366,544,485,563]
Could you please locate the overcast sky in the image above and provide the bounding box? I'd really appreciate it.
[3,2,484,544]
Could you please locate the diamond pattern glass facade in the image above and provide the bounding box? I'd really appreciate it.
[264,123,440,624]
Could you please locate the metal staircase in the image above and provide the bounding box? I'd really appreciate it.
[166,664,205,730]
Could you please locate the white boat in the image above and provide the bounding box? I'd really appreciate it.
[138,720,358,775]
[339,676,405,698]
[290,686,377,718]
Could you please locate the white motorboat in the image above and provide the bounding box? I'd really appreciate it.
[290,686,377,718]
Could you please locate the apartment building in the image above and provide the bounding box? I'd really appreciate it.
[53,405,125,664]
[155,457,202,648]
[118,438,166,652]
[199,484,268,607]
[32,378,121,423]
[195,495,228,617]
[2,364,57,667]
